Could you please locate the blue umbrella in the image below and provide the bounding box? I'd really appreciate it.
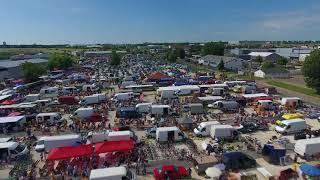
[300,164,320,177]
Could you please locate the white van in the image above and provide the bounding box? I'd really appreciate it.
[294,137,320,157]
[135,103,152,113]
[35,134,82,152]
[36,112,63,125]
[25,94,40,102]
[112,92,134,101]
[71,107,94,119]
[107,131,133,141]
[194,121,220,137]
[86,131,110,144]
[281,97,303,108]
[156,126,185,142]
[40,87,59,99]
[275,119,307,134]
[89,166,137,180]
[0,142,29,160]
[210,125,236,139]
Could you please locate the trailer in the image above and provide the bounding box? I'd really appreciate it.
[156,126,185,142]
[212,101,240,111]
[135,103,152,113]
[294,137,320,157]
[281,97,303,108]
[186,103,204,114]
[150,105,172,116]
[210,125,236,140]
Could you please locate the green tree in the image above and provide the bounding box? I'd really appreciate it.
[166,51,177,63]
[217,59,225,71]
[48,53,73,70]
[202,42,225,56]
[21,62,46,82]
[110,50,121,66]
[255,55,263,63]
[302,50,320,93]
[261,61,275,69]
[277,56,288,65]
[175,48,186,59]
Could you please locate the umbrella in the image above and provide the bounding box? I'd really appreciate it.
[300,164,320,177]
[205,167,222,178]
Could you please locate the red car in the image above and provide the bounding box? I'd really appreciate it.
[153,165,189,180]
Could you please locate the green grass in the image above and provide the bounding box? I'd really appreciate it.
[267,80,320,97]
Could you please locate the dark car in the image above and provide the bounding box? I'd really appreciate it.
[238,122,259,133]
[223,152,256,170]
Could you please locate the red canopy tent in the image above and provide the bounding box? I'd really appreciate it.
[47,144,92,161]
[1,100,15,105]
[94,140,134,154]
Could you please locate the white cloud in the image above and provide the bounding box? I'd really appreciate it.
[260,8,320,31]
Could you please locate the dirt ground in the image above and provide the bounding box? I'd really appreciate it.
[276,75,307,87]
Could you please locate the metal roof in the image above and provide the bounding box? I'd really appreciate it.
[248,52,274,57]
[0,59,48,68]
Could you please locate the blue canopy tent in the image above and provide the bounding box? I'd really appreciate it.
[262,144,286,164]
[300,164,320,177]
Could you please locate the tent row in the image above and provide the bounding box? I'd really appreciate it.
[47,140,134,161]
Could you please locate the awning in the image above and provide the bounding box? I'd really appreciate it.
[94,140,134,154]
[300,164,320,177]
[1,100,16,105]
[47,144,92,161]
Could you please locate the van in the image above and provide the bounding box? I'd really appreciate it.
[82,84,98,92]
[86,131,110,144]
[89,166,137,180]
[156,126,185,142]
[112,92,134,101]
[257,100,275,111]
[0,142,29,160]
[210,125,237,140]
[135,103,152,113]
[62,86,77,95]
[275,119,307,134]
[212,88,225,96]
[35,134,82,152]
[71,107,94,119]
[40,87,59,99]
[80,94,106,105]
[194,121,220,137]
[294,137,320,157]
[281,97,303,108]
[160,90,178,100]
[275,113,304,125]
[116,107,141,118]
[36,113,63,125]
[25,94,40,102]
[151,105,172,116]
[58,96,79,105]
[107,131,133,141]
[212,101,240,111]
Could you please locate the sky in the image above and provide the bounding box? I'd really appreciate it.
[1,0,320,44]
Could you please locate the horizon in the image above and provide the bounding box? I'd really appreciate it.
[1,0,320,44]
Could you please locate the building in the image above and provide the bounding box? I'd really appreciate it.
[289,48,313,62]
[248,52,281,63]
[0,59,48,80]
[254,68,289,79]
[198,55,248,71]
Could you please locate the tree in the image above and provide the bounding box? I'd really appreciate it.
[110,50,121,66]
[302,50,320,93]
[261,61,275,69]
[255,55,263,63]
[166,51,177,63]
[175,48,186,59]
[21,62,46,82]
[217,59,225,71]
[48,53,73,70]
[202,42,225,56]
[277,56,288,65]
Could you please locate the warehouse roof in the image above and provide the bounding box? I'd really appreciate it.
[248,52,274,57]
[0,59,48,68]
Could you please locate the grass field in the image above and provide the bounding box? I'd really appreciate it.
[0,48,76,60]
[267,80,320,97]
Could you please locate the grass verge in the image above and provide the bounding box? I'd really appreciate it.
[267,80,320,97]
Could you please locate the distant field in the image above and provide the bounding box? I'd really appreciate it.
[267,80,320,97]
[0,48,75,60]
[276,75,307,88]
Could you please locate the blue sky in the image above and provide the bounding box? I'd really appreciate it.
[1,0,320,44]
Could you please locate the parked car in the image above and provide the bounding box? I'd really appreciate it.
[238,122,259,133]
[153,165,189,180]
[223,152,256,170]
[145,127,157,138]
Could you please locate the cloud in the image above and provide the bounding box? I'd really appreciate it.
[259,8,320,31]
